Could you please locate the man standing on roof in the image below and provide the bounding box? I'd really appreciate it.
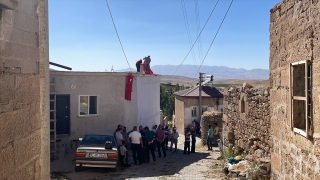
[136,59,142,72]
[144,56,151,74]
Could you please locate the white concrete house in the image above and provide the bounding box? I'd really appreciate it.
[173,86,223,133]
[49,71,161,140]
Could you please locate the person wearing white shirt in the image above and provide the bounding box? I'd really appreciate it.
[170,128,179,152]
[128,126,143,165]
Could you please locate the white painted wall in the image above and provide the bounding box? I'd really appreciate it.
[51,71,160,140]
[184,106,208,128]
[136,75,161,129]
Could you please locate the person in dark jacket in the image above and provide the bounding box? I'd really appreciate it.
[136,59,142,72]
[184,127,191,154]
[145,126,156,165]
[139,125,147,163]
[190,127,196,153]
[163,127,169,150]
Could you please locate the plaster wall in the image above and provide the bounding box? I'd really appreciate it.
[174,96,185,133]
[0,0,49,179]
[174,96,223,133]
[136,75,161,129]
[270,1,320,179]
[51,72,160,140]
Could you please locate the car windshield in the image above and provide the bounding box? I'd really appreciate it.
[80,135,116,148]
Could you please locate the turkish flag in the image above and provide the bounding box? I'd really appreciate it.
[125,72,133,101]
[142,61,154,74]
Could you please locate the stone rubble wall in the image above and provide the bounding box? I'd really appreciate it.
[201,110,223,145]
[222,84,271,161]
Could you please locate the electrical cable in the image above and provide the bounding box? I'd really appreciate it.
[169,0,220,79]
[194,0,203,64]
[194,0,234,78]
[181,0,197,65]
[106,0,132,72]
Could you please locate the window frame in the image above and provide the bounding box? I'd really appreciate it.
[191,107,197,117]
[290,60,312,138]
[78,95,99,117]
[202,106,208,115]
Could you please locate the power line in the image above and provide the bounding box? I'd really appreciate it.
[194,0,234,78]
[106,0,132,72]
[181,0,197,65]
[169,0,220,79]
[194,0,203,64]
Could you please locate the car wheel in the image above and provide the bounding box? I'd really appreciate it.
[75,165,81,172]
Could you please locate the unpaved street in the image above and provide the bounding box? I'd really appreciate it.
[51,135,225,180]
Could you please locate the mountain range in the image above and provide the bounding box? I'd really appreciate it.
[118,65,269,80]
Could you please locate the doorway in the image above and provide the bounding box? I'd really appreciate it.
[56,95,70,135]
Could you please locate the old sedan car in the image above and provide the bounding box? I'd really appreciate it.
[75,133,118,172]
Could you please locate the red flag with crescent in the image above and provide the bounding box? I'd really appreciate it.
[125,72,133,101]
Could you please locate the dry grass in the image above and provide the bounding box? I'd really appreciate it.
[161,76,269,88]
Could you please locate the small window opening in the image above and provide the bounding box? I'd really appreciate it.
[191,107,197,117]
[291,60,312,137]
[240,97,245,113]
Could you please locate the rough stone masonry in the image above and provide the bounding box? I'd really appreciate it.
[222,84,271,160]
[0,0,50,179]
[269,0,320,179]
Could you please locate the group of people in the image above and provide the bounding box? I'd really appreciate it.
[136,56,151,74]
[114,124,180,170]
[114,122,219,170]
[206,123,219,150]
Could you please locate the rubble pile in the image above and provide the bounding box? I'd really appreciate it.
[224,158,271,180]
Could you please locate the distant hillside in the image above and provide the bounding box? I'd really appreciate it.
[117,65,269,80]
[161,75,269,88]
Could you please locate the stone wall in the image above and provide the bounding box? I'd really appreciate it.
[222,84,271,161]
[0,0,49,179]
[201,110,223,145]
[270,0,320,179]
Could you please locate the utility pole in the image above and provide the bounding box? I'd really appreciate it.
[199,72,204,122]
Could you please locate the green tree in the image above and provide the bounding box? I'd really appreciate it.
[174,83,180,92]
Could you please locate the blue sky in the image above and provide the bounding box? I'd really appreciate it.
[49,0,280,72]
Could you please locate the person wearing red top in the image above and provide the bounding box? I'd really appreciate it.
[155,125,166,158]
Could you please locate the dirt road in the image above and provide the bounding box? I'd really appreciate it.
[50,135,225,180]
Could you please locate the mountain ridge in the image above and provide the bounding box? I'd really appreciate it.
[117,65,269,80]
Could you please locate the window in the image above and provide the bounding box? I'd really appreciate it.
[290,60,312,137]
[202,107,208,115]
[191,107,197,117]
[79,95,98,116]
[240,97,245,113]
[81,135,116,148]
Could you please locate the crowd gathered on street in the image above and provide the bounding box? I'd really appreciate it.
[113,122,220,170]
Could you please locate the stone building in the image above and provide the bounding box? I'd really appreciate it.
[222,85,271,160]
[0,0,50,179]
[174,85,223,133]
[269,0,320,179]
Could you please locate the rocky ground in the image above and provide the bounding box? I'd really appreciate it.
[50,135,226,180]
